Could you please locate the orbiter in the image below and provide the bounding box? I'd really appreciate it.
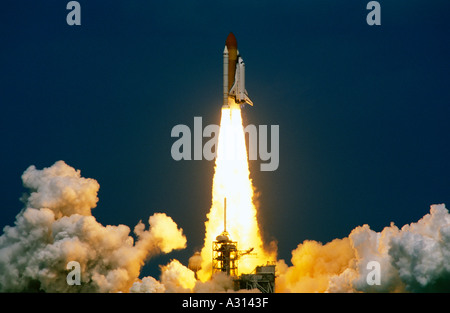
[223,32,253,109]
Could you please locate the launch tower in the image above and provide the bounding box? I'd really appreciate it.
[212,198,253,277]
[211,198,274,292]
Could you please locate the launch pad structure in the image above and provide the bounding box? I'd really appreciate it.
[211,198,275,293]
[234,264,276,293]
[212,233,238,277]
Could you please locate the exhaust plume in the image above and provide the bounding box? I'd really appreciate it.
[197,107,277,281]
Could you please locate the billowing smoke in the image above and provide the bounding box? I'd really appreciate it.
[276,238,355,292]
[276,203,450,292]
[130,262,240,293]
[1,161,449,293]
[0,161,187,292]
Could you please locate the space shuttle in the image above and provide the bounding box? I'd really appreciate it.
[223,32,253,109]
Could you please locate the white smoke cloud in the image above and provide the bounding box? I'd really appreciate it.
[21,161,99,218]
[130,276,165,293]
[343,203,450,292]
[0,161,187,292]
[277,204,450,292]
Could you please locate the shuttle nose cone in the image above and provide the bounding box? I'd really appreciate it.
[225,32,237,49]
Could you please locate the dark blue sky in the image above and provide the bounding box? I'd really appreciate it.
[1,1,449,277]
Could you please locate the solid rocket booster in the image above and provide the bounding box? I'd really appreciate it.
[223,32,253,108]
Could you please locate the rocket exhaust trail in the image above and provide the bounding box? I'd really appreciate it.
[197,105,276,281]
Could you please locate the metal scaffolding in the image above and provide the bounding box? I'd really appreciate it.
[233,264,276,293]
[211,198,275,293]
[212,232,239,277]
